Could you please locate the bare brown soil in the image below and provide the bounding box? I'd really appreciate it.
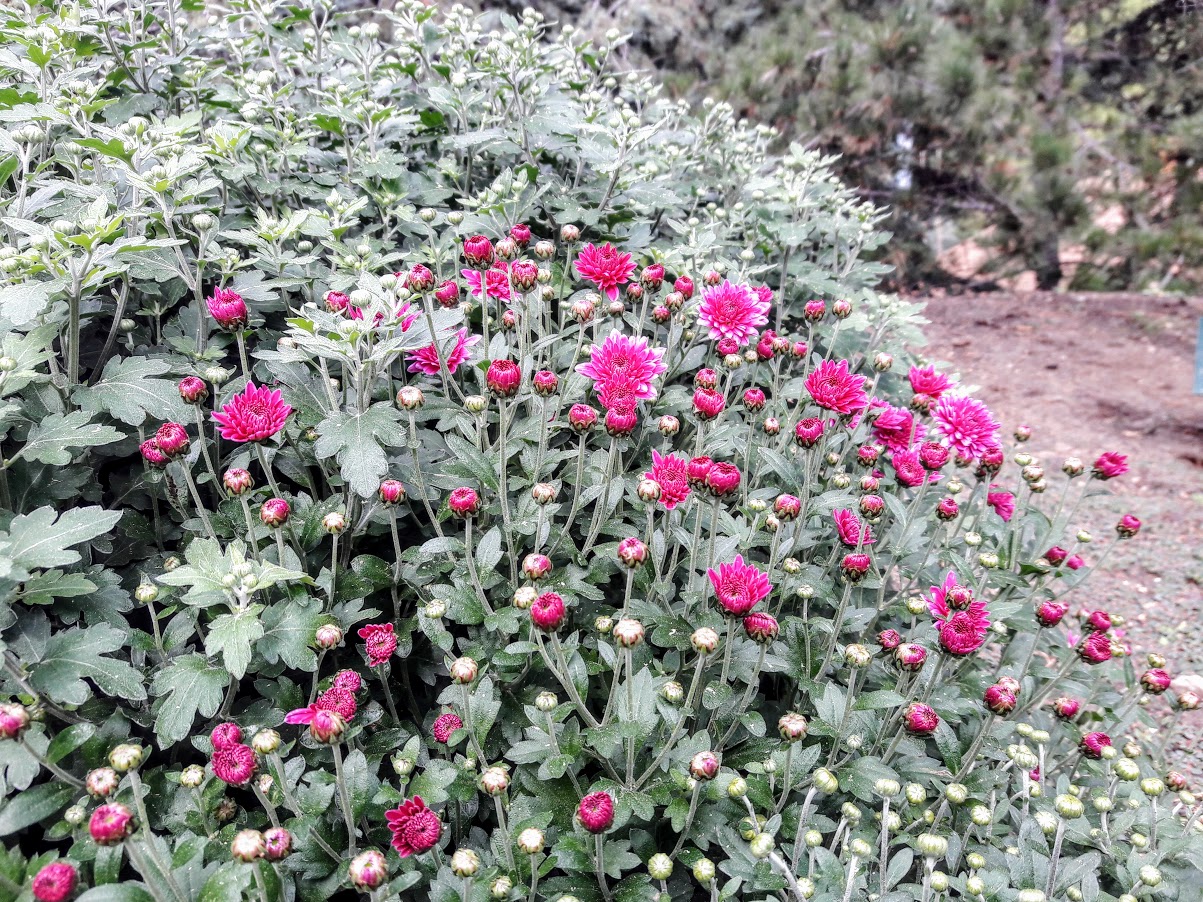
[916,293,1203,774]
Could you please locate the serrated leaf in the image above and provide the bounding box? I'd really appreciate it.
[204,606,264,679]
[29,623,146,705]
[77,887,157,902]
[258,597,321,670]
[0,505,122,570]
[0,281,49,325]
[150,654,228,745]
[73,356,189,426]
[314,403,404,497]
[15,411,123,465]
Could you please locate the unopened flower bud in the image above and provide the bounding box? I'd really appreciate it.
[813,767,839,794]
[518,828,545,855]
[109,744,143,772]
[450,657,478,684]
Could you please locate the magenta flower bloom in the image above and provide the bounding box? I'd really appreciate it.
[576,331,667,402]
[891,449,931,487]
[938,612,989,656]
[89,803,133,846]
[574,243,636,300]
[577,791,615,833]
[806,359,867,415]
[696,280,770,346]
[531,592,566,632]
[930,395,999,462]
[432,712,463,744]
[903,702,939,736]
[407,327,480,376]
[833,509,874,548]
[207,286,248,331]
[212,382,292,443]
[868,399,923,452]
[211,743,256,786]
[1092,451,1128,479]
[357,623,397,667]
[1077,630,1113,664]
[211,722,242,750]
[708,555,773,616]
[462,263,512,301]
[32,861,77,902]
[316,686,358,720]
[645,450,691,511]
[387,796,442,857]
[986,487,1016,522]
[908,365,955,399]
[1080,731,1112,759]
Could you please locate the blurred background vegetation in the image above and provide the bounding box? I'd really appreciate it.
[469,0,1202,293]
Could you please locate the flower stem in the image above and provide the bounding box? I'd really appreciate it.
[463,518,495,615]
[178,462,217,540]
[128,771,189,902]
[496,398,518,584]
[331,743,358,855]
[235,331,252,380]
[376,664,401,723]
[252,781,281,829]
[1044,819,1066,897]
[594,832,612,902]
[19,737,82,787]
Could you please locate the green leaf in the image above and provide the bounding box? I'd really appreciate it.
[468,677,501,740]
[197,863,252,902]
[258,597,321,670]
[77,887,157,902]
[150,654,228,745]
[14,412,123,465]
[29,623,146,705]
[73,356,190,426]
[17,570,97,604]
[442,432,499,491]
[0,506,122,571]
[341,749,379,819]
[204,607,264,679]
[0,781,73,836]
[46,722,96,764]
[314,403,404,497]
[0,282,49,326]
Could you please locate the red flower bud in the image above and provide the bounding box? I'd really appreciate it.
[178,376,208,405]
[448,487,480,518]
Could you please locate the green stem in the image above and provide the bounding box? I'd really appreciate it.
[19,737,83,787]
[331,743,358,855]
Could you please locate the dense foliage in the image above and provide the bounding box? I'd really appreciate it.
[0,2,1200,902]
[697,0,1203,290]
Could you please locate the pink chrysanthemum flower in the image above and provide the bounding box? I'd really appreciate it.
[212,383,292,443]
[432,712,463,744]
[32,862,77,902]
[576,331,667,402]
[987,486,1016,522]
[574,243,636,300]
[357,623,397,667]
[577,791,615,833]
[1092,452,1129,480]
[386,796,442,857]
[406,327,480,376]
[805,359,867,415]
[938,612,989,656]
[315,686,358,721]
[462,263,512,301]
[868,399,923,453]
[645,450,691,511]
[930,394,1000,462]
[207,286,248,331]
[833,509,874,548]
[891,449,933,487]
[697,280,770,346]
[211,743,256,786]
[908,365,955,399]
[708,555,773,616]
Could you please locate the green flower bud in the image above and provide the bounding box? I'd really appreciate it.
[875,778,901,798]
[738,816,762,841]
[841,803,861,823]
[517,828,544,855]
[1092,795,1113,812]
[944,783,968,805]
[1138,866,1161,887]
[1130,832,1148,849]
[966,852,986,870]
[1034,811,1057,835]
[692,858,715,884]
[1114,758,1140,781]
[1017,891,1046,902]
[749,833,774,860]
[727,777,748,799]
[1067,888,1083,902]
[648,853,673,880]
[930,871,948,892]
[966,876,985,896]
[905,596,928,616]
[64,804,86,825]
[1140,778,1165,797]
[849,838,872,858]
[797,877,815,898]
[970,805,991,826]
[813,768,839,793]
[916,834,947,857]
[804,830,823,848]
[109,743,143,772]
[904,783,927,805]
[450,848,479,877]
[491,877,512,899]
[1055,794,1084,819]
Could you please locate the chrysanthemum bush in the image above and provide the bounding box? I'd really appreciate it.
[0,1,1200,901]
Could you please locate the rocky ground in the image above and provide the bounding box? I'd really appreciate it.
[916,293,1203,775]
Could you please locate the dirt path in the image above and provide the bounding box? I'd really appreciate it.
[914,293,1203,775]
